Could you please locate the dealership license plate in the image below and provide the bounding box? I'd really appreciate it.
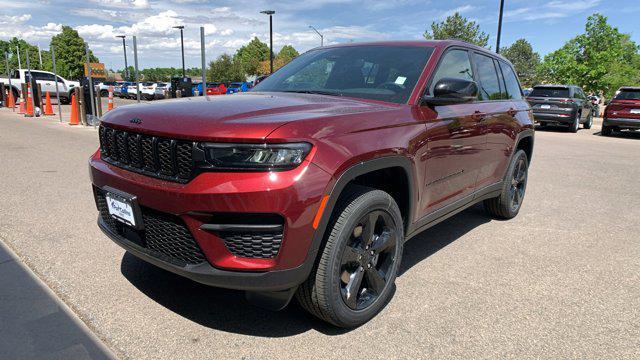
[631,109,640,114]
[541,104,551,109]
[105,193,136,227]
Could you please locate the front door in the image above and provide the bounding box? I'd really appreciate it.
[420,49,487,214]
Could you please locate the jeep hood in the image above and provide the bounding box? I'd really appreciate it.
[100,92,395,141]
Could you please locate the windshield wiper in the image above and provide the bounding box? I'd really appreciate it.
[282,90,343,97]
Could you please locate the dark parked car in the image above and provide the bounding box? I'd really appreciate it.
[90,40,534,327]
[602,87,640,136]
[527,85,593,132]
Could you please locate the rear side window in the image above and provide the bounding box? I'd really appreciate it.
[615,89,640,100]
[473,53,502,101]
[429,49,474,94]
[530,87,570,98]
[499,61,523,100]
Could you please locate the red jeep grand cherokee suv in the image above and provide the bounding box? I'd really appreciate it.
[602,87,640,136]
[90,41,534,327]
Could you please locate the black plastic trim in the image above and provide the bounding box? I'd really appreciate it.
[200,223,283,232]
[98,217,309,292]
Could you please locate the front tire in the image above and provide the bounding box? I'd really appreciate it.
[484,149,529,219]
[297,186,404,328]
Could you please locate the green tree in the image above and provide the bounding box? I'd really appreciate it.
[50,26,98,80]
[207,54,245,82]
[424,12,489,48]
[0,38,44,73]
[276,45,299,64]
[234,37,270,76]
[538,13,640,98]
[500,39,541,87]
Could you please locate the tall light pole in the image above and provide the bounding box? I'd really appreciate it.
[173,25,186,77]
[260,10,275,74]
[115,35,129,79]
[496,0,505,53]
[309,25,324,47]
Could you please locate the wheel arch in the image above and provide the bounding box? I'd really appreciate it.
[305,156,415,272]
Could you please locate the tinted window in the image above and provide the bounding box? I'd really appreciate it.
[615,89,640,100]
[473,53,502,101]
[499,61,523,100]
[32,71,56,81]
[494,59,508,99]
[254,45,434,104]
[430,49,473,94]
[530,87,570,98]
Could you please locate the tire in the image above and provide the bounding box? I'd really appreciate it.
[584,111,593,129]
[60,92,72,105]
[601,125,613,136]
[570,112,580,133]
[100,90,108,97]
[484,149,529,219]
[296,185,404,328]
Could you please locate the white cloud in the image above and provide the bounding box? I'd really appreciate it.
[90,0,149,9]
[220,29,234,36]
[203,24,217,36]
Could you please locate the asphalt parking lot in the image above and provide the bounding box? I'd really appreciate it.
[0,104,638,359]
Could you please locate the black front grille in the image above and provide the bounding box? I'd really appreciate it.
[99,125,195,183]
[96,191,206,266]
[221,232,283,259]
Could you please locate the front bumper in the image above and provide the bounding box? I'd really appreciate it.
[90,151,331,276]
[603,117,640,129]
[98,217,310,291]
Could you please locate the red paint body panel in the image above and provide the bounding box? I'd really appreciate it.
[89,40,533,281]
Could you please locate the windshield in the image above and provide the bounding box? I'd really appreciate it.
[230,83,243,87]
[253,45,434,104]
[615,89,640,100]
[530,87,570,98]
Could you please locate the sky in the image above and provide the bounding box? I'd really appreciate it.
[0,0,639,70]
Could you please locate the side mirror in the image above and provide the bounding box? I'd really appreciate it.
[422,78,478,106]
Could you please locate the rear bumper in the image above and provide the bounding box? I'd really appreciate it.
[98,217,311,291]
[533,111,575,124]
[603,117,640,129]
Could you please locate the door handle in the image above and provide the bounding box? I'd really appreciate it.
[471,110,486,121]
[507,108,517,116]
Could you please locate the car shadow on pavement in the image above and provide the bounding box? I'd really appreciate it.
[120,203,492,337]
[120,253,348,337]
[592,130,640,140]
[399,204,492,276]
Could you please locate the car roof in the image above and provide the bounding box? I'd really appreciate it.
[316,40,510,63]
[619,86,640,91]
[533,84,575,89]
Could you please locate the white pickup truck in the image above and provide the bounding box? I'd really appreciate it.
[0,69,80,104]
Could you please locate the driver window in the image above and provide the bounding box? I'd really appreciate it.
[283,58,333,89]
[429,49,473,95]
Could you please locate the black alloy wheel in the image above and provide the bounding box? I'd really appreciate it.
[508,156,528,213]
[339,210,398,310]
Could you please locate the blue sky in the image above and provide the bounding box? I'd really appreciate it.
[1,0,639,70]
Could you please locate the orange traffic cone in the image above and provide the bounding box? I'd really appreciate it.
[69,93,79,125]
[25,84,34,117]
[7,90,15,109]
[44,91,54,116]
[18,90,26,114]
[107,86,114,111]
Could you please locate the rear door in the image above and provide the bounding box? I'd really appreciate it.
[470,52,516,189]
[573,87,590,121]
[421,48,486,214]
[31,71,57,94]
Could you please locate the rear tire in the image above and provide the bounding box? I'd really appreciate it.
[584,111,593,129]
[296,186,404,328]
[484,150,529,219]
[601,125,613,136]
[570,112,580,133]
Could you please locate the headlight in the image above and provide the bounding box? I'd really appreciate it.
[201,142,312,170]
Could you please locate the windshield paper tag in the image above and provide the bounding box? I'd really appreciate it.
[395,76,407,85]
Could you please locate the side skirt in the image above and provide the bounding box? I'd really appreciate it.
[405,182,502,240]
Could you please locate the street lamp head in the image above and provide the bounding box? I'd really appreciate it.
[260,10,275,15]
[173,25,185,30]
[116,35,126,39]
